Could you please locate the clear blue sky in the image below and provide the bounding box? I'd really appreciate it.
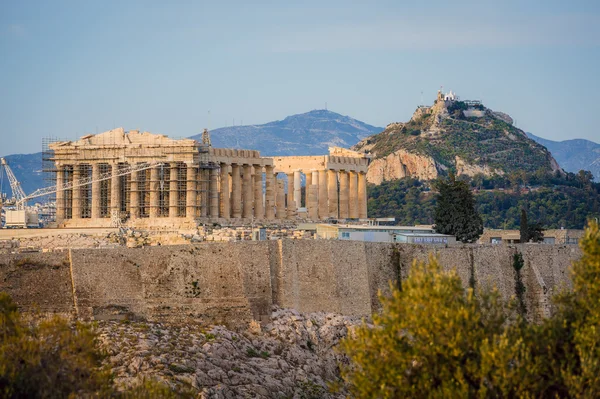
[1,0,599,155]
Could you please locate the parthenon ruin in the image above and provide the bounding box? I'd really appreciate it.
[50,128,369,228]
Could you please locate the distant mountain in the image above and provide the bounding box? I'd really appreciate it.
[190,109,383,156]
[1,152,46,198]
[526,133,600,180]
[1,110,382,197]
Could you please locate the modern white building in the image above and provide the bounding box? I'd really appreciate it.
[315,224,456,244]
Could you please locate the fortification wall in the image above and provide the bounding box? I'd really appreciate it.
[0,251,74,317]
[0,242,583,325]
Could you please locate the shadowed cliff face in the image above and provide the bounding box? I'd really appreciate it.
[354,99,561,184]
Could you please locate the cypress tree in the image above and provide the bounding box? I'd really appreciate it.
[520,208,529,243]
[433,173,483,243]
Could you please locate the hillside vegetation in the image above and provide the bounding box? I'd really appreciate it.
[355,97,559,177]
[368,171,600,229]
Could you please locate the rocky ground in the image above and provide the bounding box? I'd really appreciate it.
[97,308,366,398]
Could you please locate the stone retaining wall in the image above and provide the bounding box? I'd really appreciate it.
[0,242,582,325]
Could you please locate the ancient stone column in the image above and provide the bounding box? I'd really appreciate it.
[209,168,219,218]
[253,165,264,219]
[349,171,359,219]
[339,171,349,219]
[265,165,275,220]
[318,170,328,219]
[91,163,101,220]
[129,168,138,220]
[293,171,301,209]
[187,165,197,219]
[200,169,208,217]
[286,172,295,210]
[358,172,367,219]
[55,165,65,222]
[168,164,179,218]
[149,166,159,218]
[220,163,230,219]
[305,172,312,212]
[276,178,286,219]
[328,169,338,218]
[72,164,81,219]
[242,164,253,219]
[231,164,242,218]
[110,163,121,216]
[308,184,318,220]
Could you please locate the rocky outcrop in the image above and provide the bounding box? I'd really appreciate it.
[98,308,364,398]
[366,149,439,184]
[455,156,504,177]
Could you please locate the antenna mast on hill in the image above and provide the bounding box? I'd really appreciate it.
[325,102,327,111]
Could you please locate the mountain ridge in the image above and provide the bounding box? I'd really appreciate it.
[190,109,383,156]
[526,132,600,179]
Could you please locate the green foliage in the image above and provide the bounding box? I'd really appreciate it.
[433,173,483,243]
[340,221,600,398]
[365,110,556,175]
[340,256,507,398]
[0,293,112,398]
[367,173,600,229]
[512,252,527,316]
[0,292,190,398]
[520,208,544,243]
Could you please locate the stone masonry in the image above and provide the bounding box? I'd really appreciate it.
[50,129,370,229]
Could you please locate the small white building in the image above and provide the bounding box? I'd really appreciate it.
[444,90,458,102]
[316,224,456,244]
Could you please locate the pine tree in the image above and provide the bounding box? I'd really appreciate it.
[433,173,483,243]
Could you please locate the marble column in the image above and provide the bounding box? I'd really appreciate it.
[231,164,242,218]
[293,171,301,208]
[286,172,295,210]
[55,165,65,222]
[72,164,81,219]
[129,168,138,220]
[209,167,219,218]
[339,171,349,219]
[265,165,275,220]
[200,169,208,217]
[308,184,318,220]
[327,169,338,218]
[91,164,101,220]
[187,165,197,219]
[242,164,253,218]
[169,164,178,218]
[149,166,159,218]
[220,163,230,219]
[305,172,312,213]
[276,177,285,219]
[110,163,121,216]
[318,170,328,219]
[349,171,358,219]
[358,172,367,219]
[253,165,263,219]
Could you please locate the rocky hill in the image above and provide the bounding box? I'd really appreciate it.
[527,133,600,180]
[353,92,561,184]
[190,109,382,156]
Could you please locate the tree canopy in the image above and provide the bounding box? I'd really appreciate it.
[340,221,600,398]
[433,173,483,243]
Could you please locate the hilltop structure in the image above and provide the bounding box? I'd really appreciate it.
[353,90,561,184]
[49,128,369,229]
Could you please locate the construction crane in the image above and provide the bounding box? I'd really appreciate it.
[1,158,165,228]
[0,158,26,204]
